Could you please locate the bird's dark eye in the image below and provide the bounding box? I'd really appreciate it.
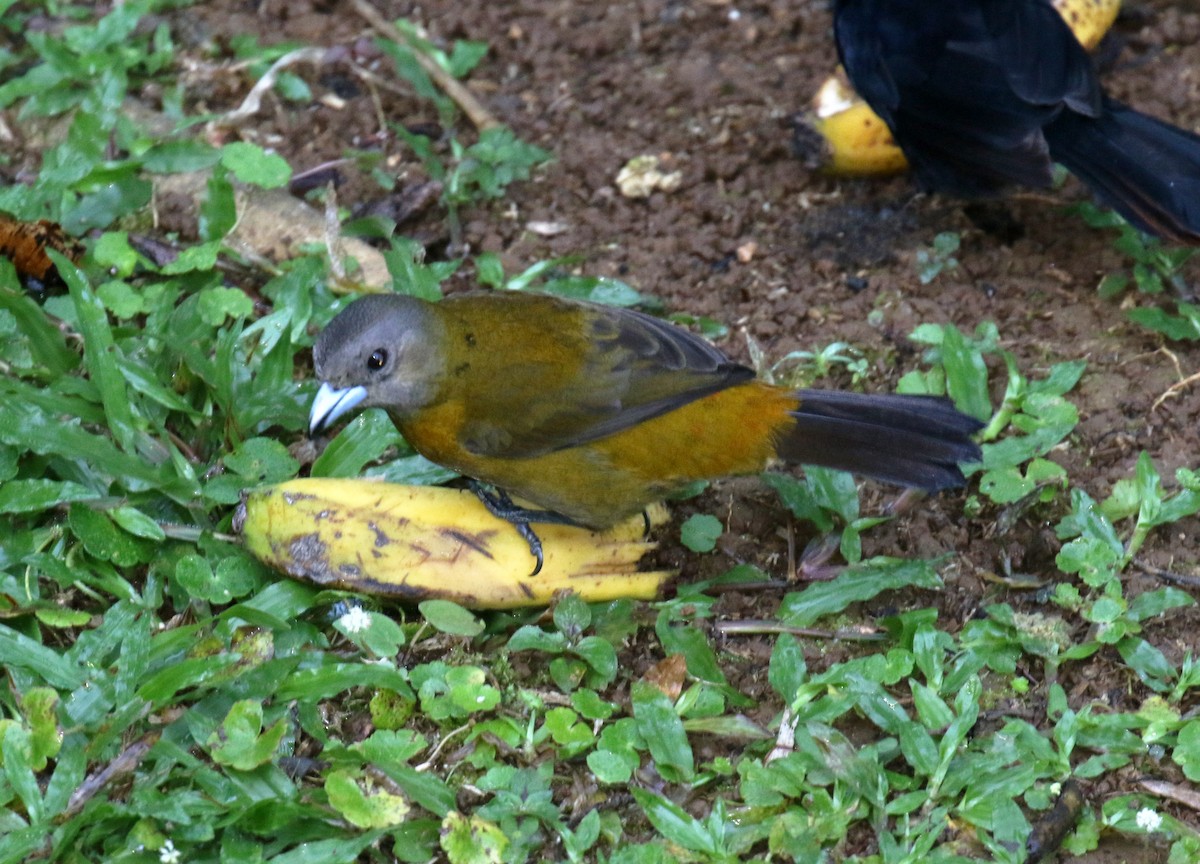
[367,349,388,371]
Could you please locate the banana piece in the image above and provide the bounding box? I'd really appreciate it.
[798,69,908,177]
[236,478,673,609]
[1052,0,1122,53]
[796,0,1122,177]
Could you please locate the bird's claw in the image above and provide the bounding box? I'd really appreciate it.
[512,521,546,576]
[468,481,575,576]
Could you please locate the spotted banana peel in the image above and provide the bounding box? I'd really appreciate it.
[236,478,673,609]
[796,0,1121,176]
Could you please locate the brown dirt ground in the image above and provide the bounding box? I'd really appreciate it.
[120,0,1200,859]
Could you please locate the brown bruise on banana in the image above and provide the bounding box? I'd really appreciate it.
[284,533,336,584]
[440,529,498,560]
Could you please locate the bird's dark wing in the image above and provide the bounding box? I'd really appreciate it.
[451,294,754,459]
[835,0,1100,194]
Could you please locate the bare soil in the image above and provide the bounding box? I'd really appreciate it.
[131,0,1200,859]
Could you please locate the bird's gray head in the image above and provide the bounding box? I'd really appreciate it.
[309,294,444,435]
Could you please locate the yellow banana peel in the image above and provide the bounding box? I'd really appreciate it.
[236,478,673,609]
[1051,0,1121,54]
[800,70,908,177]
[797,0,1121,177]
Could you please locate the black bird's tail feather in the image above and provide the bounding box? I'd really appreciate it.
[777,391,983,492]
[1048,97,1200,243]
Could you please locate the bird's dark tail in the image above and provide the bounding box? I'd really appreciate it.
[1048,97,1200,243]
[776,391,983,492]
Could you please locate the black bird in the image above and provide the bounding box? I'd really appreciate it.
[834,0,1200,243]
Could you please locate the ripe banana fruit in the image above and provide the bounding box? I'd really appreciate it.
[1049,0,1122,53]
[237,478,673,609]
[796,0,1121,177]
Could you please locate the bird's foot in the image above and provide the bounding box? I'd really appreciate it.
[468,481,579,576]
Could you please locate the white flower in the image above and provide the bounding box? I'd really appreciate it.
[337,606,373,634]
[1135,808,1162,832]
[159,839,181,864]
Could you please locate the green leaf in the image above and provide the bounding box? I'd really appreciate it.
[1173,721,1200,782]
[439,810,507,864]
[276,660,414,702]
[57,251,139,453]
[200,171,237,241]
[552,592,591,636]
[207,699,287,770]
[1127,302,1200,341]
[3,723,42,824]
[654,613,726,686]
[68,503,150,566]
[365,453,458,485]
[586,748,635,785]
[631,680,694,783]
[572,636,618,684]
[376,763,456,817]
[338,609,406,657]
[109,505,166,541]
[141,139,221,173]
[261,836,378,864]
[0,479,100,513]
[326,769,411,829]
[680,513,722,553]
[768,633,807,701]
[96,280,145,318]
[220,141,292,188]
[21,687,62,770]
[0,282,77,376]
[92,233,141,278]
[419,599,485,637]
[761,472,834,532]
[630,787,717,856]
[682,714,770,739]
[161,240,222,274]
[506,625,566,654]
[224,436,301,482]
[0,624,85,689]
[1116,636,1174,692]
[311,408,403,477]
[198,286,254,325]
[381,237,459,301]
[780,558,941,627]
[540,274,646,306]
[64,172,153,234]
[939,322,992,421]
[174,554,256,605]
[571,689,616,721]
[1128,587,1194,623]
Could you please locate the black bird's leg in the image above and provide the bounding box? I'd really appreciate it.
[468,481,580,576]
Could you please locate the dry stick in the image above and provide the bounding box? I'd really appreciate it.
[64,731,161,819]
[323,180,346,283]
[1151,368,1200,412]
[1140,778,1200,813]
[217,46,327,127]
[351,0,500,132]
[1131,558,1200,589]
[714,620,887,641]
